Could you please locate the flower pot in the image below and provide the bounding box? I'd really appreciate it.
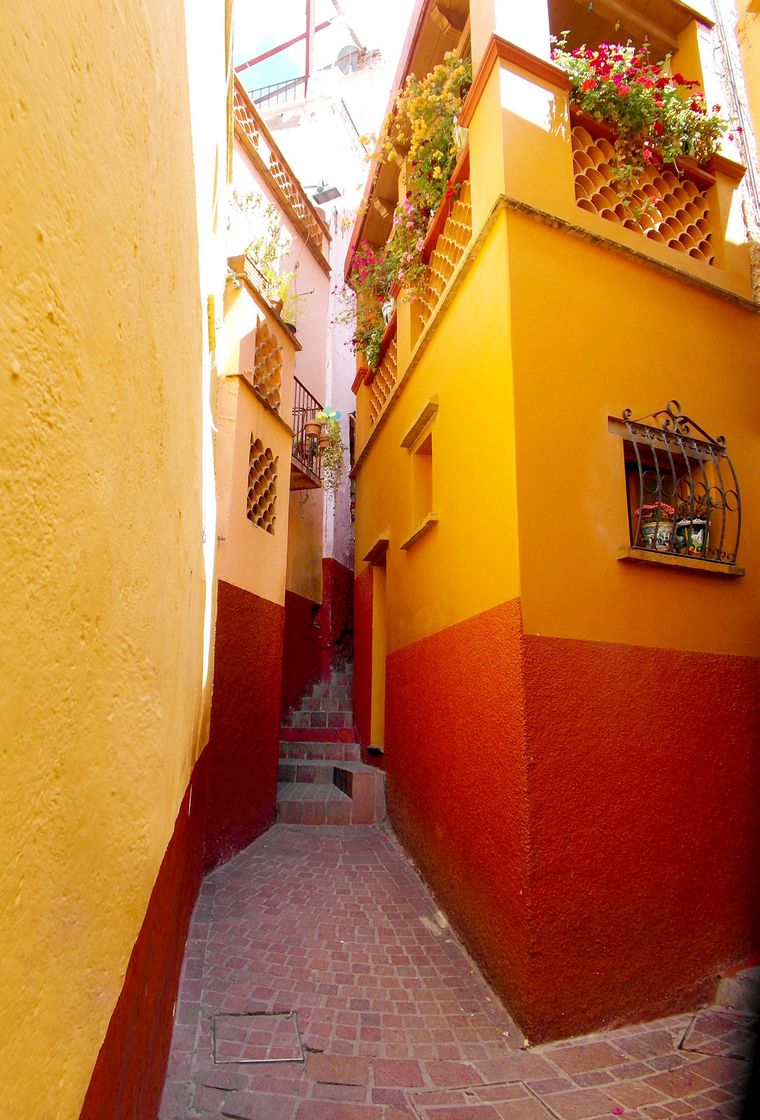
[318,430,330,451]
[304,418,321,438]
[675,518,707,556]
[640,520,674,552]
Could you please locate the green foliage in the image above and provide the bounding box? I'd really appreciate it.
[551,36,732,192]
[233,188,295,312]
[338,52,472,370]
[315,409,344,492]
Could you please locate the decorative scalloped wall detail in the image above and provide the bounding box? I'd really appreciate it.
[246,437,278,534]
[369,337,398,429]
[415,182,473,337]
[248,320,282,411]
[572,126,715,265]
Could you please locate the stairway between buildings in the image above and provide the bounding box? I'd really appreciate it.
[277,662,385,825]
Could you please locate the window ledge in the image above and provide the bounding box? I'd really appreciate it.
[617,547,744,578]
[401,514,438,551]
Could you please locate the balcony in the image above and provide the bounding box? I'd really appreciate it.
[290,376,323,491]
[232,78,330,271]
[357,147,474,445]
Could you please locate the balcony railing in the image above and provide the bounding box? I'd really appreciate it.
[232,78,327,258]
[250,76,307,108]
[291,376,323,490]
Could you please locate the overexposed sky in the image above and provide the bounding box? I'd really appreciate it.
[234,0,416,93]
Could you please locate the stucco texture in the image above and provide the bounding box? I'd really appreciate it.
[385,597,760,1042]
[204,581,284,871]
[520,628,760,1041]
[0,2,212,1115]
[385,599,533,1024]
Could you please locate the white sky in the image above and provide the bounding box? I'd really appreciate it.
[233,0,416,92]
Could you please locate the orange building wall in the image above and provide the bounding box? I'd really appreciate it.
[508,213,760,659]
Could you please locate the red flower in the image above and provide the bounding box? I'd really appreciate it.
[652,120,663,137]
[581,78,597,91]
[618,84,630,96]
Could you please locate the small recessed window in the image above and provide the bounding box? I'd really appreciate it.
[610,401,742,574]
[400,398,439,551]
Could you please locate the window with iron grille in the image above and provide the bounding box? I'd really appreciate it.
[610,401,742,569]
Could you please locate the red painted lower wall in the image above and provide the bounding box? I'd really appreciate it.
[385,599,534,1022]
[281,588,322,718]
[520,629,760,1041]
[204,579,284,871]
[318,556,354,649]
[79,751,209,1120]
[353,565,374,747]
[385,598,760,1042]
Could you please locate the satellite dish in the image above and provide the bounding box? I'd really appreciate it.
[337,45,360,74]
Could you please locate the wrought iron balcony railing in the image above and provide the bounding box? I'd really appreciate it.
[291,376,323,490]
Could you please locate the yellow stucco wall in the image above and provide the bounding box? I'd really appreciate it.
[507,211,760,657]
[355,209,521,655]
[0,1,226,1115]
[353,0,759,687]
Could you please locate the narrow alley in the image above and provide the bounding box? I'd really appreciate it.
[159,822,753,1120]
[4,2,760,1117]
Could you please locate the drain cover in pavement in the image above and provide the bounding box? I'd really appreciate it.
[212,1011,304,1064]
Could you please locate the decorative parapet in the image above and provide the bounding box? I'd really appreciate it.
[232,78,330,272]
[571,119,716,265]
[414,180,473,337]
[368,335,398,429]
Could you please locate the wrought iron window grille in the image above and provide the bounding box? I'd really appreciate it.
[615,400,741,566]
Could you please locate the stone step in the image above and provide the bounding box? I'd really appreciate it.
[277,783,352,825]
[300,696,353,713]
[282,711,354,731]
[278,759,337,784]
[279,726,357,744]
[279,740,362,762]
[276,763,385,826]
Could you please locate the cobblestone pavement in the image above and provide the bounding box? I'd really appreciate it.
[160,825,754,1119]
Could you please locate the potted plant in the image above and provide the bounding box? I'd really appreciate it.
[551,37,735,197]
[675,494,708,556]
[232,188,295,312]
[635,501,676,551]
[304,414,322,439]
[338,52,472,371]
[314,409,344,492]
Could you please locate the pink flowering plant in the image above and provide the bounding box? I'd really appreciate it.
[551,36,734,193]
[635,501,676,522]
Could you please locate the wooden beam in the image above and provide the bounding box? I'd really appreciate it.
[574,0,678,51]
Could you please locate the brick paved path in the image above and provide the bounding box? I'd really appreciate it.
[160,825,753,1119]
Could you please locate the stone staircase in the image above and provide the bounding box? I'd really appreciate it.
[277,663,385,825]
